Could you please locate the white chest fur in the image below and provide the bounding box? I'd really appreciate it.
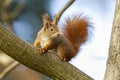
[40,36,49,47]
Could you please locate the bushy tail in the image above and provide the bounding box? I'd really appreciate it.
[63,15,90,53]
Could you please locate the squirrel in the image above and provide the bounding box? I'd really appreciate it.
[33,13,91,61]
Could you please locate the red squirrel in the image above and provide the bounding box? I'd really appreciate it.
[33,13,90,61]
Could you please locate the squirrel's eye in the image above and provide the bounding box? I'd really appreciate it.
[50,28,53,31]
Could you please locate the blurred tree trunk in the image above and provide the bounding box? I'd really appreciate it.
[104,0,120,80]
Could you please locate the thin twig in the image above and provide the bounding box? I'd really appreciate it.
[0,61,20,79]
[55,0,74,24]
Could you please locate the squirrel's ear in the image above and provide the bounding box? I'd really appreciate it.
[42,13,51,29]
[43,21,50,29]
[41,13,50,22]
[52,14,58,25]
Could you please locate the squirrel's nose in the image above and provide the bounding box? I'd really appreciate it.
[57,33,59,36]
[55,32,60,36]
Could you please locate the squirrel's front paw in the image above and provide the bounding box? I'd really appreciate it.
[39,48,46,54]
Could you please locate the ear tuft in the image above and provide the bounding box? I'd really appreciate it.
[42,13,51,29]
[52,14,58,25]
[41,13,50,22]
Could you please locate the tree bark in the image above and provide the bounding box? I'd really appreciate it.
[104,0,120,80]
[0,24,93,80]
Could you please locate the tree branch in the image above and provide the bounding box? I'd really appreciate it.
[0,61,19,79]
[55,0,74,24]
[0,24,93,80]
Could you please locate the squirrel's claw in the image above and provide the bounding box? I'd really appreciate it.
[39,48,46,54]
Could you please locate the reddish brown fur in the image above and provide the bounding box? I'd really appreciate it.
[63,15,89,53]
